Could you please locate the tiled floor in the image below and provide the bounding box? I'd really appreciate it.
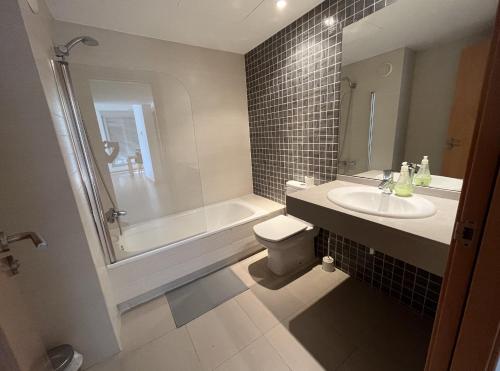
[88,250,433,371]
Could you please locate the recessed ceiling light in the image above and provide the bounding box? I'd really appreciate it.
[324,16,336,27]
[276,0,287,10]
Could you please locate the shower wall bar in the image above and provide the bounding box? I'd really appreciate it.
[368,91,376,168]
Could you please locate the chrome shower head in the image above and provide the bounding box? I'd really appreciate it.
[54,36,99,59]
[80,36,99,46]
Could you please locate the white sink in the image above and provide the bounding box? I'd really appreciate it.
[327,186,437,219]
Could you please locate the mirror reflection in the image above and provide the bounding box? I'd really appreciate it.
[338,0,495,191]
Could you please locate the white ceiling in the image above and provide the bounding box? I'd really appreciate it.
[342,0,498,65]
[45,0,323,54]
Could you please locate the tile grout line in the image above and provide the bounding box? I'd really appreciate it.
[333,345,360,371]
[196,297,263,370]
[183,324,204,369]
[215,335,290,371]
[119,299,180,354]
[263,324,295,371]
[233,293,267,336]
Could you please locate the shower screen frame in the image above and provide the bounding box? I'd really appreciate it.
[51,59,117,264]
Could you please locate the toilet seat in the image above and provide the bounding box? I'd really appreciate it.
[253,215,311,242]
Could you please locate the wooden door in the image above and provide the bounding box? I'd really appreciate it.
[425,4,500,369]
[450,170,500,370]
[0,251,52,371]
[441,39,491,178]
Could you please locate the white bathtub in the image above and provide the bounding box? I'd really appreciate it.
[108,194,284,307]
[120,199,267,254]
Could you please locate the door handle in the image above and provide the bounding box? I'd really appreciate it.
[0,231,47,276]
[446,137,462,149]
[1,231,48,251]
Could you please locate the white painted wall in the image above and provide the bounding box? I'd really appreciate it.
[2,0,121,367]
[52,21,253,208]
[340,48,413,174]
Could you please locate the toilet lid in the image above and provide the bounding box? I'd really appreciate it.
[253,215,308,242]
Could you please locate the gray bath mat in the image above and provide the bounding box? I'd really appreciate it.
[166,267,248,327]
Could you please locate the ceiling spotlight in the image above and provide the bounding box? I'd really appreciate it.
[324,16,336,27]
[276,0,287,9]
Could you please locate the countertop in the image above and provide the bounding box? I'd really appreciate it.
[286,180,460,275]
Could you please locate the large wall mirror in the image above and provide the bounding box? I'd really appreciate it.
[338,0,496,191]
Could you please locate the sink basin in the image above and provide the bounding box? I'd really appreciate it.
[327,186,436,219]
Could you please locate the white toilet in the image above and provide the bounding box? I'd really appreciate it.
[253,181,319,276]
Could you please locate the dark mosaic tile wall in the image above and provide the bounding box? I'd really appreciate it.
[316,229,442,317]
[245,0,391,204]
[245,0,442,317]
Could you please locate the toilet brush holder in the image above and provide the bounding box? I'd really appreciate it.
[322,256,335,272]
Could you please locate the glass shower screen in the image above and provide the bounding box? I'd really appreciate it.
[69,64,206,261]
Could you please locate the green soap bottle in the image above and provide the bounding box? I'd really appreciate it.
[394,162,413,197]
[414,156,432,187]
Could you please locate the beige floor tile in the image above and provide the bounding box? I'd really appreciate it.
[284,265,349,305]
[120,296,176,352]
[187,299,261,370]
[85,356,122,371]
[215,336,290,371]
[98,251,432,371]
[87,327,202,371]
[235,290,279,333]
[230,250,279,288]
[283,303,358,370]
[291,278,395,345]
[355,307,432,369]
[265,324,325,371]
[337,347,408,371]
[249,282,306,323]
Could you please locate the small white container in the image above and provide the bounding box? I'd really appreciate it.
[322,256,335,272]
[304,176,315,187]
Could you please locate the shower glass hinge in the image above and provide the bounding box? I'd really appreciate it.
[454,220,476,247]
[105,208,127,223]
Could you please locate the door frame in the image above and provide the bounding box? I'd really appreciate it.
[451,170,500,370]
[425,2,500,370]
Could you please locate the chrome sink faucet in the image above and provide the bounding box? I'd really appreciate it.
[378,170,394,194]
[407,162,418,185]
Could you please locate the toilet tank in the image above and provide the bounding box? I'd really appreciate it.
[285,180,313,195]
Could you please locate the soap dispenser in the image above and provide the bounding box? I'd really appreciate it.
[414,155,432,186]
[394,162,413,197]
